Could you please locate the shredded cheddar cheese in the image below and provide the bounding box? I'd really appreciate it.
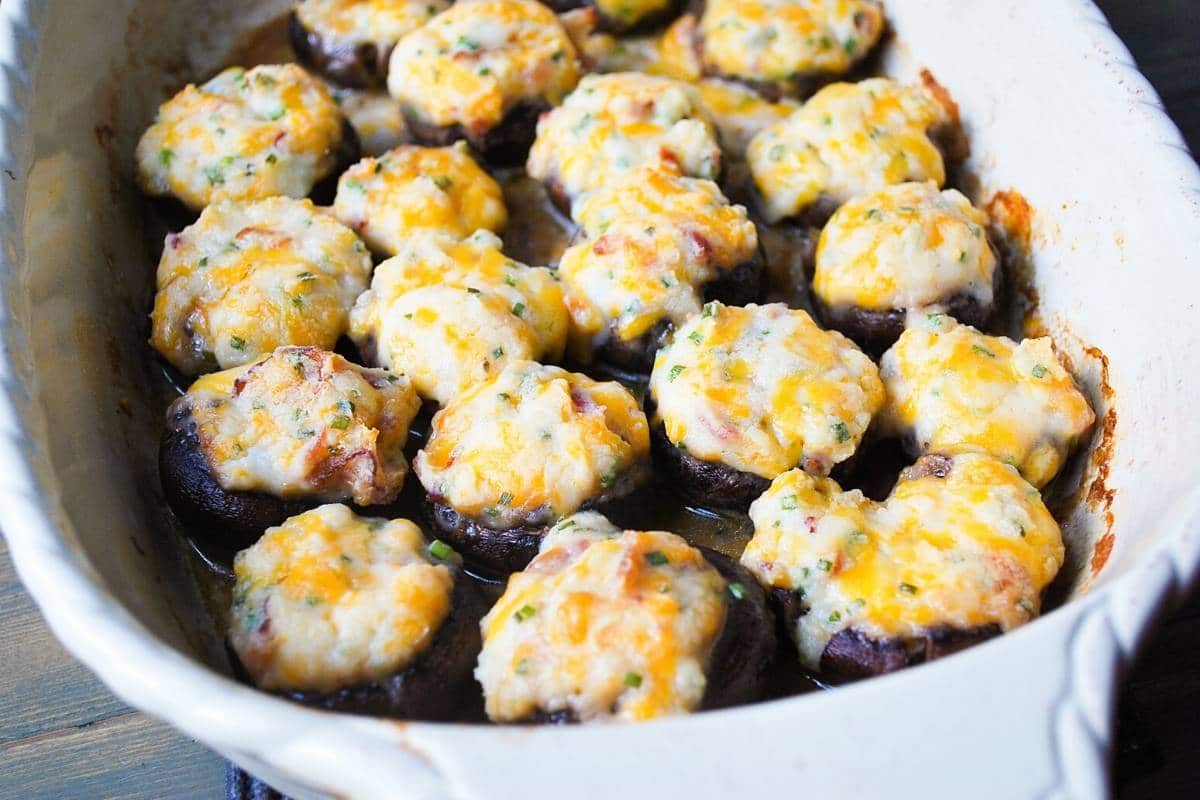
[150,197,372,375]
[348,230,567,405]
[387,0,581,134]
[742,453,1065,668]
[414,362,649,527]
[229,504,454,692]
[815,181,998,311]
[650,303,882,478]
[332,142,506,255]
[136,64,345,211]
[748,78,956,222]
[296,0,447,50]
[476,511,727,722]
[879,315,1096,488]
[182,346,420,504]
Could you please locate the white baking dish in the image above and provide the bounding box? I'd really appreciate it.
[2,0,1199,797]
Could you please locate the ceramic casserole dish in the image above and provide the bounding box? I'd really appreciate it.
[1,0,1199,797]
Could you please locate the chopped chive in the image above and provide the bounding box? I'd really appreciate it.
[780,495,798,511]
[511,301,525,317]
[972,344,997,358]
[700,301,718,318]
[493,346,504,359]
[623,672,642,688]
[899,582,918,594]
[159,148,174,167]
[432,174,452,189]
[817,559,833,572]
[728,582,746,600]
[645,551,668,566]
[229,335,246,351]
[265,153,277,164]
[498,491,513,506]
[329,415,351,429]
[687,331,703,344]
[832,421,850,443]
[514,657,531,675]
[1032,364,1048,378]
[514,604,536,622]
[429,539,454,560]
[305,595,322,606]
[267,108,286,120]
[668,364,686,382]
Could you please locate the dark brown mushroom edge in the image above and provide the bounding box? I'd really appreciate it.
[159,347,421,550]
[542,0,682,34]
[740,452,1066,680]
[134,63,356,218]
[664,1,885,102]
[385,0,584,167]
[747,71,968,232]
[413,360,652,573]
[648,302,883,508]
[810,180,1004,355]
[289,0,449,89]
[227,504,486,720]
[475,511,775,723]
[556,165,765,375]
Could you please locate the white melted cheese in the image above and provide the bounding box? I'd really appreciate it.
[414,361,649,527]
[332,142,507,256]
[296,0,447,50]
[526,72,722,206]
[878,315,1097,488]
[387,0,582,134]
[229,503,454,692]
[150,197,372,375]
[650,303,882,478]
[747,77,957,223]
[699,0,884,85]
[182,346,420,504]
[476,511,727,722]
[136,64,345,212]
[348,230,568,405]
[814,181,998,311]
[742,453,1065,669]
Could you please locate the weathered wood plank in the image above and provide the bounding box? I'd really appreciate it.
[0,710,225,800]
[0,539,127,743]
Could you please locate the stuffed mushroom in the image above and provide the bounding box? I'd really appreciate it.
[747,74,966,225]
[414,361,651,571]
[475,510,774,722]
[878,314,1096,488]
[691,0,885,100]
[332,142,507,256]
[387,0,583,165]
[160,346,421,546]
[290,0,450,89]
[349,229,568,405]
[150,196,372,375]
[741,452,1065,679]
[812,181,1001,353]
[526,72,722,216]
[136,64,354,213]
[228,503,486,719]
[558,166,762,373]
[649,302,883,508]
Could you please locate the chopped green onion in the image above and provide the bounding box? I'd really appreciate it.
[817,559,832,571]
[623,672,642,688]
[728,582,746,600]
[645,551,668,566]
[429,539,454,560]
[514,604,536,622]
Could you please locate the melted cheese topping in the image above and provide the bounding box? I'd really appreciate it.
[414,361,649,526]
[136,64,345,211]
[150,197,372,375]
[348,230,568,404]
[699,0,884,84]
[748,78,955,223]
[229,503,454,692]
[296,0,447,49]
[332,143,506,256]
[651,303,882,477]
[815,181,998,311]
[879,315,1096,488]
[526,72,721,205]
[387,0,581,133]
[476,511,727,722]
[558,167,758,354]
[327,86,410,156]
[742,453,1065,668]
[696,79,798,158]
[183,346,420,504]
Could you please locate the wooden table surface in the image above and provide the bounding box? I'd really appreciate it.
[2,1,1198,798]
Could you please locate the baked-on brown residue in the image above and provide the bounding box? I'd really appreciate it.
[985,189,1046,338]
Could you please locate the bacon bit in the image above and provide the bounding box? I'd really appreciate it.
[272,131,287,146]
[166,233,182,250]
[236,225,293,247]
[686,230,712,262]
[528,538,591,575]
[801,454,831,475]
[804,515,819,534]
[592,234,615,255]
[699,413,737,442]
[658,147,681,172]
[570,389,596,413]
